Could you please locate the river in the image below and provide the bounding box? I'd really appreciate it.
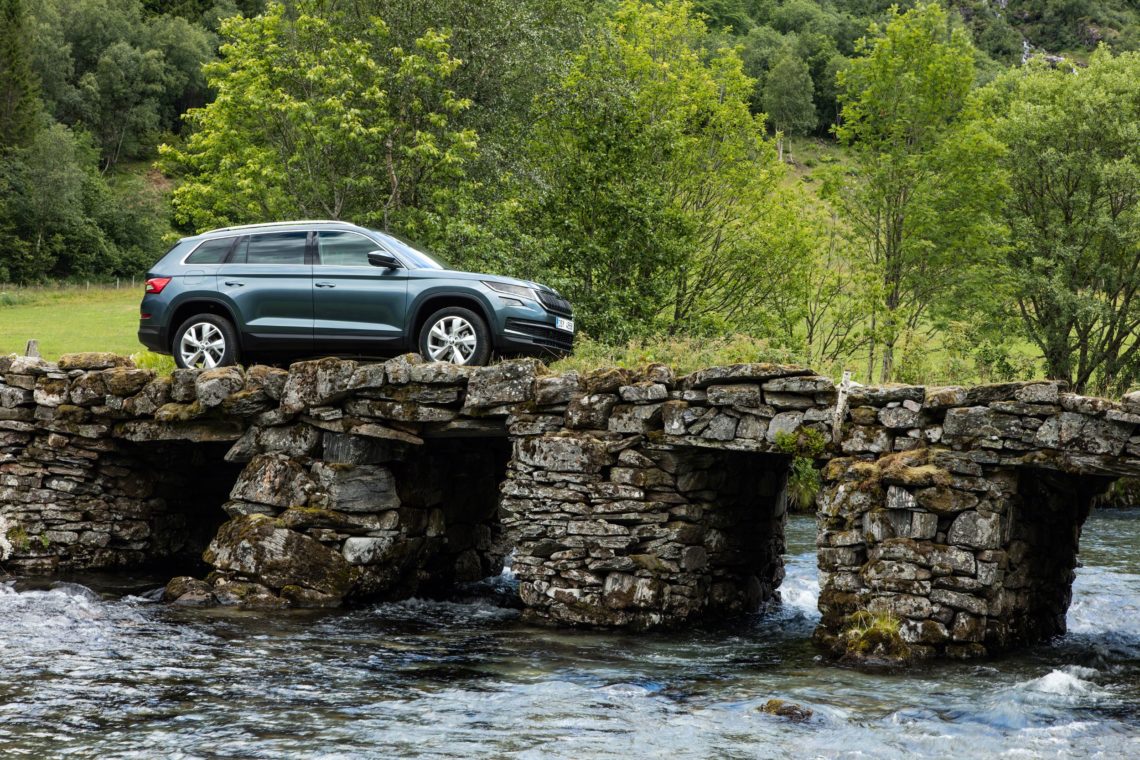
[1,510,1138,758]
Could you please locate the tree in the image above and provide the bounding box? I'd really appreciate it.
[0,0,42,148]
[78,41,166,170]
[762,48,815,160]
[525,0,784,340]
[161,1,476,238]
[979,48,1140,394]
[832,3,999,382]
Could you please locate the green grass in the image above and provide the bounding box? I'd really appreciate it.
[0,284,147,360]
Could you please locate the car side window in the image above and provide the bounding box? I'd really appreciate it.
[185,237,235,264]
[317,231,379,267]
[237,231,308,265]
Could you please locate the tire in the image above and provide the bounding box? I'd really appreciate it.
[418,306,491,366]
[172,314,240,369]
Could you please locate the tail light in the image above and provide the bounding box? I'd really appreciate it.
[145,277,171,294]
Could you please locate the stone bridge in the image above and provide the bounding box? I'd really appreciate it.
[2,351,1137,660]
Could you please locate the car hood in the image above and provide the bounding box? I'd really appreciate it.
[409,268,562,296]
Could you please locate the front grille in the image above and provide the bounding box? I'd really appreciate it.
[537,290,573,316]
[506,319,574,351]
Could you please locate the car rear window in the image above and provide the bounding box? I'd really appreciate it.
[185,237,236,264]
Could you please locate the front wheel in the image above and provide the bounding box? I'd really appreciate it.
[418,307,491,366]
[173,314,239,369]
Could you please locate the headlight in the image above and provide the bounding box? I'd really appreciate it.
[483,281,538,301]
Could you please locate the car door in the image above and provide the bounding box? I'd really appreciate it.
[313,230,409,354]
[217,230,314,354]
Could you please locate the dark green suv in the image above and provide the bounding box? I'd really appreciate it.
[137,221,574,368]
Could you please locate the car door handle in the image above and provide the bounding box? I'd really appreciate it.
[314,281,336,288]
[223,280,244,287]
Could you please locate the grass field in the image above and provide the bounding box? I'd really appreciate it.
[0,284,145,360]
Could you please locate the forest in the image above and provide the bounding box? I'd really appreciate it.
[2,0,1140,393]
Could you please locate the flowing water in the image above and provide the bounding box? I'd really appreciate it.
[2,511,1140,758]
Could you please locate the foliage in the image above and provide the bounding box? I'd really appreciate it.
[0,0,41,149]
[524,0,784,340]
[785,456,822,511]
[763,47,817,139]
[976,47,1140,395]
[840,609,911,660]
[162,1,476,243]
[830,3,1002,382]
[550,333,800,375]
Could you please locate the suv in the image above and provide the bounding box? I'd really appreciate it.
[137,220,574,368]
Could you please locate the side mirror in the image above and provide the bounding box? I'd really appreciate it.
[368,250,401,269]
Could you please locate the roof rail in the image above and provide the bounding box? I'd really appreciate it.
[203,220,350,234]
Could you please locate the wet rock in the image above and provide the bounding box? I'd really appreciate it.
[758,699,813,723]
[602,572,664,609]
[204,514,354,597]
[164,576,215,606]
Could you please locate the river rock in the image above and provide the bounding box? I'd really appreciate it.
[204,514,354,598]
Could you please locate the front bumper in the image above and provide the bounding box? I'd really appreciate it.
[497,317,574,358]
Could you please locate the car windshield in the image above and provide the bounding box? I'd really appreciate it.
[371,230,446,270]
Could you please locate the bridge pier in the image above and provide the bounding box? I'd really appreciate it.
[815,448,1110,659]
[501,433,788,629]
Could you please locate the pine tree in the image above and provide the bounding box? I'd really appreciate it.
[0,0,41,148]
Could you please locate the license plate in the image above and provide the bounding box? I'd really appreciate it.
[556,317,574,333]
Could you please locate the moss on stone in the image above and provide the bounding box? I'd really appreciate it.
[840,609,912,664]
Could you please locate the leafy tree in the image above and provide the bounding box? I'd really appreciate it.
[162,1,476,238]
[832,2,999,382]
[0,0,42,148]
[762,47,815,158]
[525,0,783,339]
[78,41,166,170]
[979,48,1140,393]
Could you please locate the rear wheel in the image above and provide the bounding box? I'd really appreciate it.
[418,307,491,366]
[173,314,239,369]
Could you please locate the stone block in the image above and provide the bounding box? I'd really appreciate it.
[683,363,811,390]
[608,403,664,433]
[766,411,804,443]
[311,463,400,512]
[947,511,1002,550]
[619,382,668,403]
[281,358,359,412]
[536,372,581,406]
[195,366,246,409]
[204,514,353,597]
[515,434,611,473]
[707,384,762,407]
[57,353,133,371]
[463,359,541,409]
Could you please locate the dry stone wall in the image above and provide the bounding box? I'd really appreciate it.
[3,349,1140,659]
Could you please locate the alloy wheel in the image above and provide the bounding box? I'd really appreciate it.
[179,322,227,368]
[425,316,478,364]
